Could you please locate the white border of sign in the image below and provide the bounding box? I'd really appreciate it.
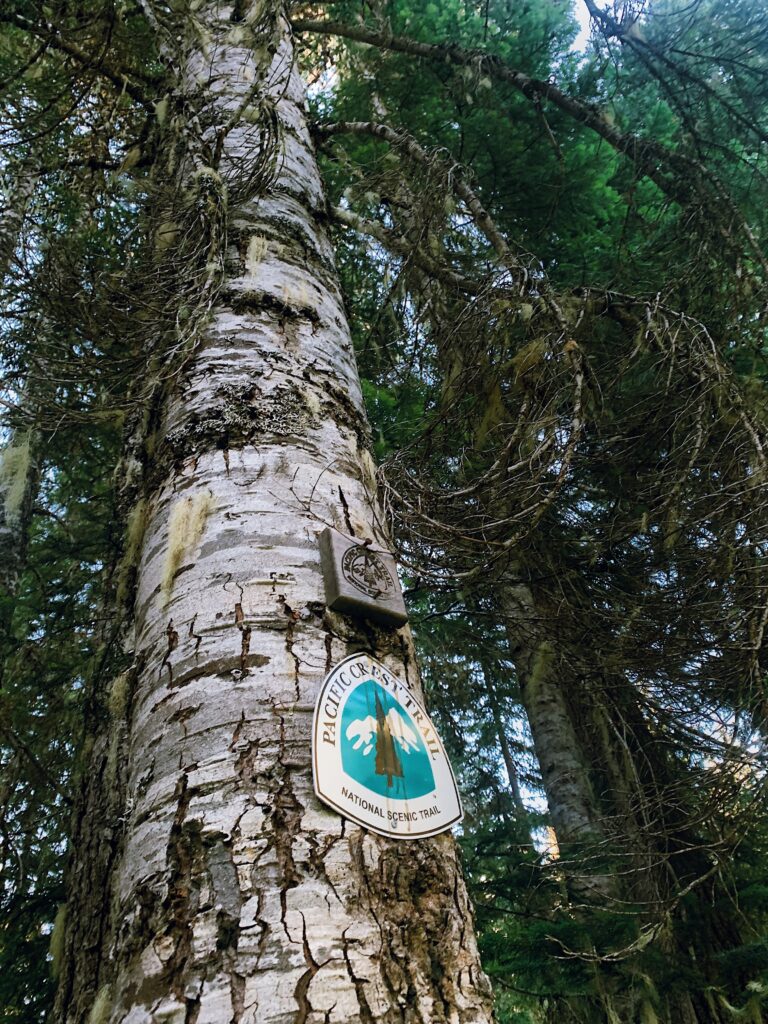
[312,653,463,839]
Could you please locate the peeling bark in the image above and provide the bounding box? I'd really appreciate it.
[54,6,493,1023]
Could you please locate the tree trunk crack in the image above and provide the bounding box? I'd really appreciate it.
[161,620,179,687]
[338,486,355,536]
[294,912,322,1024]
[234,602,252,677]
[341,928,376,1024]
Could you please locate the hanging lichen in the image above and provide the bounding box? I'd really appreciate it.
[108,671,131,721]
[85,985,112,1024]
[115,498,149,608]
[0,431,32,527]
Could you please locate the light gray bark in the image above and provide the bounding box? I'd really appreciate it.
[501,579,617,901]
[0,426,37,604]
[0,163,39,608]
[54,6,494,1023]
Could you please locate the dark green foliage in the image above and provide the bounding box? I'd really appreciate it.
[310,1,768,1020]
[1,445,120,1023]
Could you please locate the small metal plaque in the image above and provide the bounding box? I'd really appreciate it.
[319,528,408,627]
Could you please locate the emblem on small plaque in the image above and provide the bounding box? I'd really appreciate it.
[319,528,408,627]
[341,545,395,599]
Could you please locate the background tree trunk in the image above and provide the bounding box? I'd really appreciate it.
[53,7,494,1023]
[0,424,37,610]
[0,161,40,615]
[501,579,617,900]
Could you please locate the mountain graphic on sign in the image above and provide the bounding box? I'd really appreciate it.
[346,700,420,757]
[341,680,435,799]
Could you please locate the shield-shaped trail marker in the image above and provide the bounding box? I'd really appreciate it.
[312,653,463,839]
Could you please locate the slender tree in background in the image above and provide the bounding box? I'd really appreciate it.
[2,1,768,1023]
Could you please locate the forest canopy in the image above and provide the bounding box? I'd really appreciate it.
[1,1,768,1023]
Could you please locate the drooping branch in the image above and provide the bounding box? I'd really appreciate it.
[330,204,485,295]
[296,17,768,282]
[582,0,768,147]
[295,18,670,170]
[317,120,522,271]
[0,723,72,806]
[0,10,158,109]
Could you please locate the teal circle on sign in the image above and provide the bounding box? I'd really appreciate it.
[340,679,436,800]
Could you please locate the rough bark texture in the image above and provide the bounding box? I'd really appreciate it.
[54,7,494,1023]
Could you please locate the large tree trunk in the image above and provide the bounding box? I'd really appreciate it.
[53,6,494,1023]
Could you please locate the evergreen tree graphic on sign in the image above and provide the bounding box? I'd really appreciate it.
[374,691,404,787]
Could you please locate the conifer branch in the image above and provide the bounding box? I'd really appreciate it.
[0,11,158,109]
[296,17,768,282]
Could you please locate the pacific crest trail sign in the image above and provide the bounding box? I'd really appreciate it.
[312,654,463,839]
